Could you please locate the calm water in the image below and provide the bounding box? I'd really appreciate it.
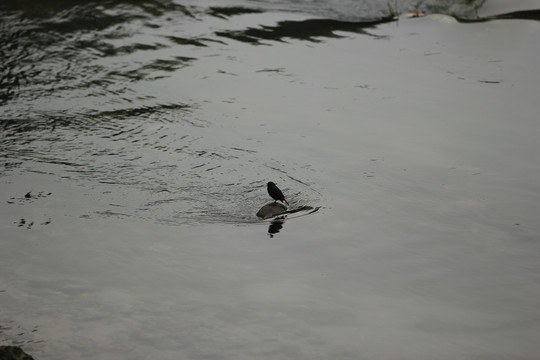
[1,0,540,359]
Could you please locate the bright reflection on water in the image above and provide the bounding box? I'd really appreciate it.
[1,0,540,359]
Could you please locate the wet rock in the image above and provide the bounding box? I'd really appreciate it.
[0,346,35,360]
[256,202,287,219]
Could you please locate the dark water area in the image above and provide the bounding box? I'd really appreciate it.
[2,0,540,359]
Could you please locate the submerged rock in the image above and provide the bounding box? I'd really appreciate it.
[256,202,287,219]
[0,346,35,360]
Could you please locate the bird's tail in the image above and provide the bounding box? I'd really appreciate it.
[282,197,289,206]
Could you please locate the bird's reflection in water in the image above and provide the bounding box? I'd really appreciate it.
[268,218,285,238]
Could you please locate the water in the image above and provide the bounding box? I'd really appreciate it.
[1,0,540,359]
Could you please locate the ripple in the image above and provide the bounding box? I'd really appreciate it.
[0,1,332,226]
[0,0,199,109]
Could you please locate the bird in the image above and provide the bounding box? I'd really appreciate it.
[267,181,289,206]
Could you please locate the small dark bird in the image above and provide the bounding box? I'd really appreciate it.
[267,181,289,205]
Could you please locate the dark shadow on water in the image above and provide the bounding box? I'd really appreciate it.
[212,7,540,47]
[456,9,540,23]
[215,17,395,44]
[208,6,264,19]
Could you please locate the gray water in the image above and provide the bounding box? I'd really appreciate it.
[2,0,540,359]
